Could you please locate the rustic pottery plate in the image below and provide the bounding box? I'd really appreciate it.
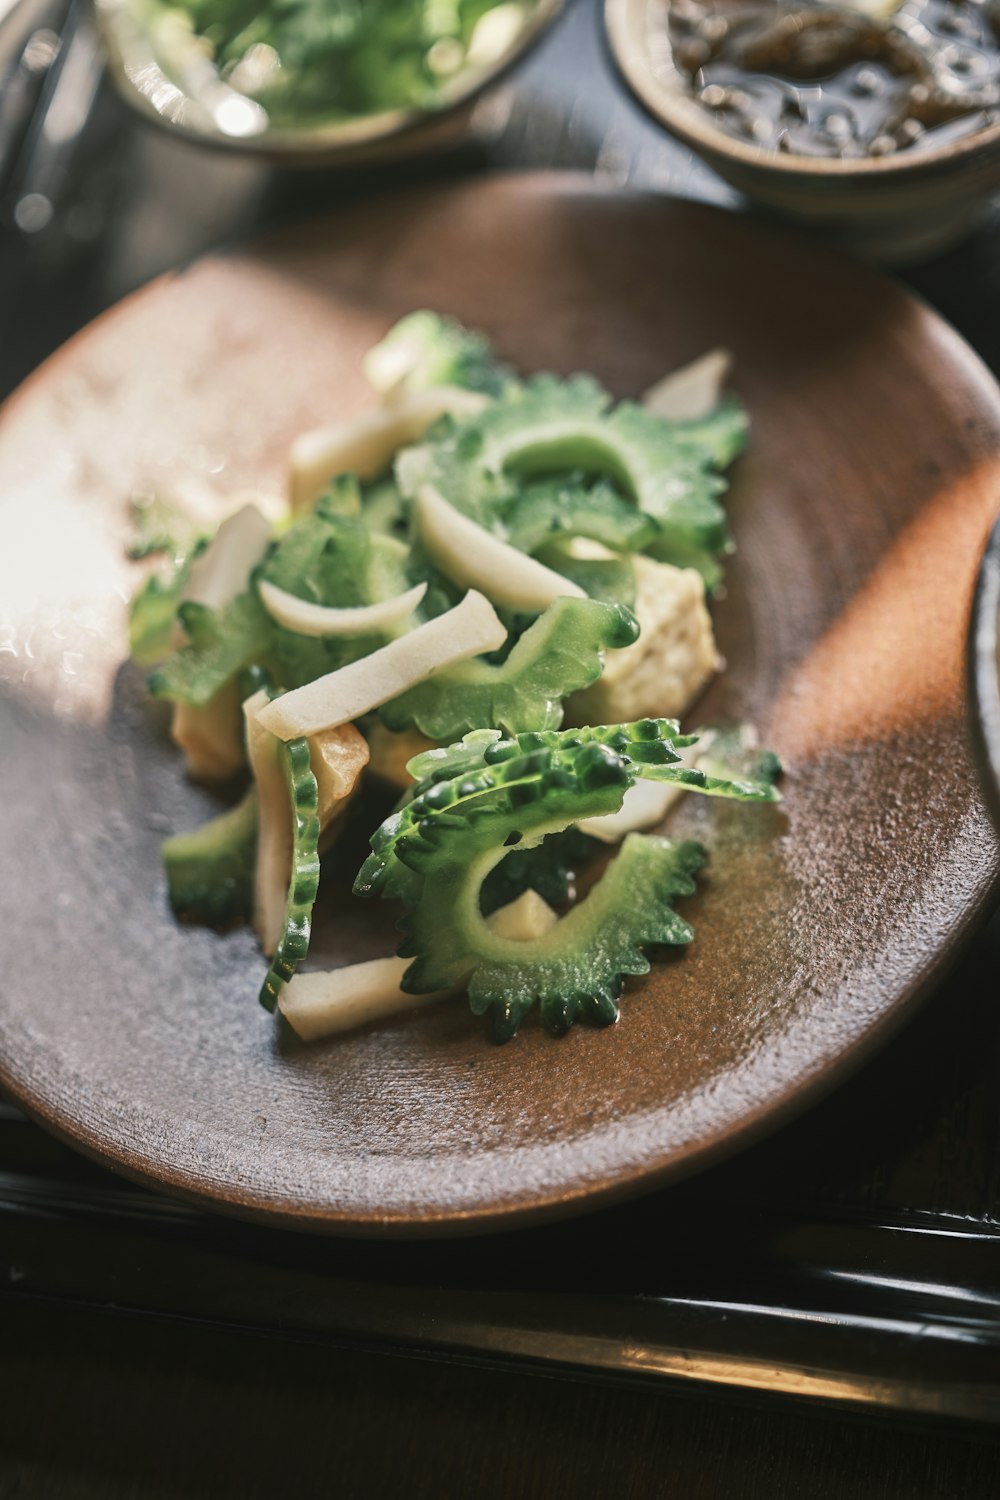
[2,175,999,1236]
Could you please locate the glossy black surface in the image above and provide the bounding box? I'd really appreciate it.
[2,0,1000,1427]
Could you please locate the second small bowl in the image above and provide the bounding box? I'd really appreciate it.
[605,0,1000,263]
[96,0,566,167]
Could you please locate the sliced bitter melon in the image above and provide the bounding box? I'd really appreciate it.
[363,310,512,399]
[162,788,258,929]
[499,477,657,559]
[396,374,737,565]
[355,719,778,1039]
[378,597,638,741]
[257,733,321,1012]
[147,592,272,708]
[244,688,321,1009]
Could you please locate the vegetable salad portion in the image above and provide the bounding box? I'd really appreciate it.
[130,312,779,1044]
[141,0,542,132]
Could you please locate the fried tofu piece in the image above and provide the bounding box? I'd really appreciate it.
[364,721,437,793]
[568,557,718,725]
[311,722,370,852]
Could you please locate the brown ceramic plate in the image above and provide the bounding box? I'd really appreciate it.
[2,175,999,1236]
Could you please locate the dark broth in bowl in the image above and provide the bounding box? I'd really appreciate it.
[669,0,1000,158]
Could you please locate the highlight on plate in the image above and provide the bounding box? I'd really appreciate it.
[128,311,781,1044]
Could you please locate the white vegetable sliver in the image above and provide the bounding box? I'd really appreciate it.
[280,958,449,1041]
[182,503,272,611]
[258,577,427,638]
[642,349,733,423]
[256,589,507,741]
[289,387,490,511]
[416,484,586,612]
[170,504,273,780]
[279,894,558,1041]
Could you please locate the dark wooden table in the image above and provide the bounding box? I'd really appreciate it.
[2,0,1000,1493]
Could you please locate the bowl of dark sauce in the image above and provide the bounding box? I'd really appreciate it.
[606,0,1000,261]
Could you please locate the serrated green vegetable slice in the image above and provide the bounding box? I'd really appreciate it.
[379,598,638,741]
[500,478,657,558]
[364,310,512,398]
[162,789,258,928]
[396,375,610,524]
[147,592,272,707]
[396,374,737,562]
[259,736,321,1011]
[354,719,778,1038]
[355,721,667,902]
[467,836,706,1040]
[129,567,189,667]
[394,792,702,1041]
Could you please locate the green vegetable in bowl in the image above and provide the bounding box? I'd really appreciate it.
[146,0,538,131]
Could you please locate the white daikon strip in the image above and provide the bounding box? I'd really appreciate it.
[256,590,507,740]
[279,892,558,1041]
[182,503,272,610]
[642,349,733,422]
[416,484,585,612]
[258,577,427,638]
[279,958,449,1040]
[289,387,490,510]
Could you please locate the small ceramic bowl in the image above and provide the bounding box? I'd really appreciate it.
[969,514,1000,835]
[95,0,565,166]
[605,0,1000,262]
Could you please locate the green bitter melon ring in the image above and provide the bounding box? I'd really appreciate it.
[356,720,777,1040]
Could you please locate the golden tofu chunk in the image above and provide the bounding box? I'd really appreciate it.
[312,722,369,852]
[364,721,437,792]
[568,557,718,725]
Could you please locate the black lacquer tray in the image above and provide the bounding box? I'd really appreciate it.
[2,0,1000,1429]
